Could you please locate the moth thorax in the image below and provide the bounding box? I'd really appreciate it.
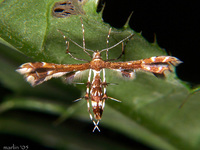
[91,100,104,120]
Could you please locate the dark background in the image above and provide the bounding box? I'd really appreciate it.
[102,0,200,86]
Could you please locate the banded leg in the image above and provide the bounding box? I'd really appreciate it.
[92,120,100,132]
[116,36,132,60]
[106,28,112,60]
[102,64,121,103]
[80,17,92,58]
[57,29,89,62]
[102,68,108,101]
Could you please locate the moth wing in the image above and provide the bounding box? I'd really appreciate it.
[113,69,136,80]
[62,70,90,84]
[16,62,73,86]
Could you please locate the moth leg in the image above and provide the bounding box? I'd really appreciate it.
[57,29,89,62]
[117,34,133,60]
[92,120,100,132]
[106,28,112,60]
[102,69,108,99]
[72,97,84,102]
[80,17,92,58]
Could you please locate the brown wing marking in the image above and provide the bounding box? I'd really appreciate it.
[16,62,90,86]
[113,69,136,79]
[108,56,182,76]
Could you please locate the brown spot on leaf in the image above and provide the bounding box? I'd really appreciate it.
[52,0,86,18]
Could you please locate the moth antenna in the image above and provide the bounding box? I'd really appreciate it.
[100,33,134,53]
[107,34,134,61]
[80,17,93,58]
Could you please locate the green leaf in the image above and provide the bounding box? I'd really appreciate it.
[0,0,200,150]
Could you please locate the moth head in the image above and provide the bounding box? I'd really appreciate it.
[93,51,101,59]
